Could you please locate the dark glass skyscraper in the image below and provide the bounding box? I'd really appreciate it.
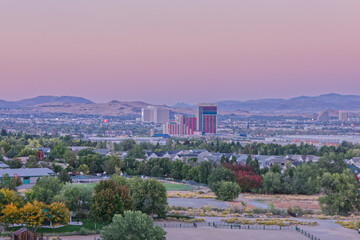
[197,103,217,134]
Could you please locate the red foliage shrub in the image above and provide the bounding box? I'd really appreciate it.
[222,163,262,191]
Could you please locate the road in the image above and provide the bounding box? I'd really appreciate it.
[167,198,229,208]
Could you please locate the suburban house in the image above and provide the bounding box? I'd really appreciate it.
[94,149,110,156]
[0,168,55,184]
[267,156,290,167]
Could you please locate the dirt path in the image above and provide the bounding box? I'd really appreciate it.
[165,228,308,240]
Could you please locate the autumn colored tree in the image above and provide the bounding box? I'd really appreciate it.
[0,188,24,211]
[19,201,45,232]
[43,202,70,227]
[90,180,133,224]
[233,170,262,192]
[0,203,20,226]
[222,163,262,192]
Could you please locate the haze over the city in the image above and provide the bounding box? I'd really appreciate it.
[1,0,360,104]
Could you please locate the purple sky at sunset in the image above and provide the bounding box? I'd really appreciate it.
[1,0,360,105]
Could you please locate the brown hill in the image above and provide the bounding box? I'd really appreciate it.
[28,101,196,116]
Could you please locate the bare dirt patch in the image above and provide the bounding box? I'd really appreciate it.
[241,194,321,210]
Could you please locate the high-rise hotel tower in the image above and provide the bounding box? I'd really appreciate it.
[197,103,217,134]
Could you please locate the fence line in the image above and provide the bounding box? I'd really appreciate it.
[156,222,321,239]
[295,227,320,240]
[155,221,296,231]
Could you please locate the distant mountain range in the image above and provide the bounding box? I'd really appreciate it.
[1,93,360,115]
[0,96,93,108]
[0,96,193,116]
[174,93,360,113]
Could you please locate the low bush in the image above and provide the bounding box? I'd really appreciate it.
[252,208,267,214]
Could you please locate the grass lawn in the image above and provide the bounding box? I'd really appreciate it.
[8,219,99,234]
[163,183,195,191]
[73,181,194,191]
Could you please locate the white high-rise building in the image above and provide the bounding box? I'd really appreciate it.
[317,110,329,122]
[339,110,349,122]
[141,106,169,123]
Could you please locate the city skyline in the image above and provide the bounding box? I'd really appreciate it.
[1,0,360,104]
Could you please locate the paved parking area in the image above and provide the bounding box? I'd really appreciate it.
[301,220,359,240]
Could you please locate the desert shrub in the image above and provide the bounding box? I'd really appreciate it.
[287,206,314,217]
[252,208,267,214]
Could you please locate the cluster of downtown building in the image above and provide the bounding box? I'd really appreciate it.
[317,110,349,122]
[141,104,218,136]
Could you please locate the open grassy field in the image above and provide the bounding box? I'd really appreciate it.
[163,183,195,191]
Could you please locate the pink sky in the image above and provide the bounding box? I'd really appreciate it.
[1,0,360,104]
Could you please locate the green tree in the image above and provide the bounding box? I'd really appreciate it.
[52,164,63,174]
[90,180,133,224]
[25,156,40,168]
[212,181,241,201]
[208,166,235,191]
[317,153,347,174]
[31,176,63,204]
[103,155,123,175]
[148,158,172,177]
[127,145,146,159]
[49,142,68,160]
[79,154,103,174]
[58,170,72,183]
[270,164,282,174]
[120,139,137,151]
[262,172,282,194]
[101,211,166,240]
[246,156,260,175]
[54,183,95,216]
[127,178,167,217]
[293,163,320,195]
[77,148,95,157]
[198,161,213,184]
[319,170,360,216]
[17,148,37,157]
[186,166,200,182]
[170,159,184,180]
[6,158,23,169]
[78,164,89,175]
[0,174,22,190]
